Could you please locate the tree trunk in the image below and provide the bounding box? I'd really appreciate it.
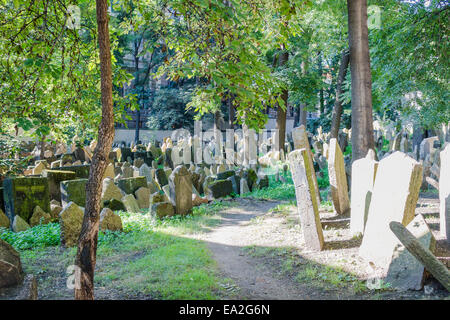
[294,107,300,128]
[276,48,288,153]
[330,50,350,139]
[299,104,307,126]
[74,0,115,300]
[134,41,140,143]
[318,51,324,115]
[389,221,450,292]
[347,0,375,162]
[39,136,45,160]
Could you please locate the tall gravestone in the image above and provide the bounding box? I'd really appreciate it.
[350,150,378,236]
[328,138,350,215]
[359,152,423,269]
[3,177,50,225]
[169,165,193,215]
[291,125,321,205]
[288,149,324,252]
[440,143,450,241]
[42,170,76,202]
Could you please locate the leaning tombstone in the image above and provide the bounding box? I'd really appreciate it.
[328,138,350,215]
[288,149,324,252]
[169,166,193,215]
[359,152,422,270]
[440,143,450,241]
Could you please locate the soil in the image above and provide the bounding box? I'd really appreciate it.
[194,195,449,300]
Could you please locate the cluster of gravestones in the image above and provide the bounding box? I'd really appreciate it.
[288,124,450,292]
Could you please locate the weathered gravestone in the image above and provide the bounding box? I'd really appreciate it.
[139,163,152,183]
[103,163,115,180]
[385,214,435,291]
[0,209,9,229]
[135,187,150,209]
[117,177,147,195]
[59,202,84,247]
[42,170,76,202]
[169,166,193,215]
[359,152,423,269]
[291,125,321,205]
[100,178,124,205]
[3,177,50,225]
[99,208,123,232]
[55,165,90,179]
[0,238,23,288]
[350,150,378,236]
[288,149,324,252]
[419,136,439,161]
[207,180,233,200]
[29,206,51,227]
[328,138,350,215]
[121,194,140,213]
[155,168,169,187]
[60,179,87,207]
[440,143,450,241]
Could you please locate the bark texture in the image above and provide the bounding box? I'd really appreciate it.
[347,0,375,162]
[276,49,289,153]
[330,50,350,139]
[74,0,115,300]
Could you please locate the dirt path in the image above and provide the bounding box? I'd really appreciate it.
[199,198,311,300]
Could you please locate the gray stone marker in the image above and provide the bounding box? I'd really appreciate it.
[440,143,450,241]
[359,151,423,269]
[288,149,324,252]
[385,214,435,291]
[169,165,193,215]
[60,178,87,207]
[328,138,350,215]
[350,150,378,236]
[59,202,84,247]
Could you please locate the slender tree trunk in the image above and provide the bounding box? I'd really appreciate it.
[318,51,324,115]
[276,48,288,153]
[294,107,300,127]
[299,104,307,126]
[348,0,375,162]
[330,50,350,139]
[39,136,45,160]
[134,42,140,143]
[74,0,115,300]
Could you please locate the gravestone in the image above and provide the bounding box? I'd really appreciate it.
[0,238,23,288]
[60,179,87,207]
[155,168,168,187]
[359,152,423,269]
[12,216,30,232]
[29,206,51,227]
[385,214,435,291]
[169,166,193,215]
[240,178,250,195]
[99,208,123,232]
[419,136,438,160]
[56,165,90,179]
[440,143,450,240]
[350,150,378,236]
[328,138,350,215]
[207,180,233,199]
[103,163,115,180]
[291,125,320,205]
[288,149,324,252]
[139,163,152,183]
[0,209,10,228]
[59,202,84,247]
[121,194,140,213]
[42,170,76,202]
[101,178,124,205]
[135,187,150,209]
[151,202,175,219]
[117,177,147,195]
[3,177,50,225]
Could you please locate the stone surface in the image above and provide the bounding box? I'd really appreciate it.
[135,187,150,209]
[3,177,50,224]
[55,165,90,179]
[103,199,126,212]
[169,165,193,215]
[0,238,23,288]
[359,152,423,269]
[50,204,62,221]
[121,194,140,213]
[288,149,324,252]
[207,179,233,199]
[440,143,450,240]
[12,216,30,232]
[240,178,250,195]
[60,178,87,207]
[99,208,123,232]
[350,150,378,236]
[101,178,124,205]
[59,202,84,247]
[328,138,350,215]
[385,214,436,290]
[155,168,169,187]
[117,176,147,195]
[29,206,51,227]
[151,202,175,219]
[103,163,115,180]
[139,163,152,183]
[42,170,76,202]
[0,209,10,229]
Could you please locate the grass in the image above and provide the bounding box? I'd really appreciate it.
[1,201,234,300]
[241,173,296,201]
